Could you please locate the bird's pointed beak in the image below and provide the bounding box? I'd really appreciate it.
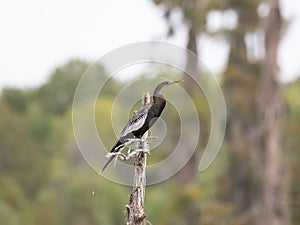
[175,79,184,83]
[170,79,184,85]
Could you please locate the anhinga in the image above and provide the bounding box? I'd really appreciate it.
[101,80,182,172]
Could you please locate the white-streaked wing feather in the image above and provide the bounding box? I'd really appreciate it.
[120,104,151,136]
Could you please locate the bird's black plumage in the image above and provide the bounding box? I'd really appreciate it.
[101,80,181,172]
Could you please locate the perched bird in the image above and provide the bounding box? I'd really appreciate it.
[101,80,182,172]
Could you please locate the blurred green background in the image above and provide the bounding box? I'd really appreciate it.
[1,0,300,225]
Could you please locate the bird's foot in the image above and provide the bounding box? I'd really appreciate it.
[124,138,143,146]
[105,151,124,158]
[127,147,150,158]
[125,136,157,145]
[146,136,158,142]
[105,151,127,162]
[106,137,153,167]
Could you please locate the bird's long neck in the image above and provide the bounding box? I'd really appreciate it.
[152,95,166,119]
[153,95,166,105]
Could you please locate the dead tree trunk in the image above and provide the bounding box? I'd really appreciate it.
[126,92,150,225]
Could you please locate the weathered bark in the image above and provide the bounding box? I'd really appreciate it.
[126,93,150,225]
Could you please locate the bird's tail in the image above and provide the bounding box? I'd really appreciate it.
[100,140,122,173]
[100,155,114,173]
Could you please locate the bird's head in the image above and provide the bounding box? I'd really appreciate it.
[153,80,183,99]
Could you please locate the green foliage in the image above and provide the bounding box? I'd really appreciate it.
[27,103,52,146]
[0,177,28,213]
[0,59,127,225]
[0,202,22,225]
[34,60,89,115]
[0,57,299,225]
[223,63,260,118]
[95,97,118,149]
[0,101,48,198]
[2,88,30,113]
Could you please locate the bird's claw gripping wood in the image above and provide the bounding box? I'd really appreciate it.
[104,137,156,168]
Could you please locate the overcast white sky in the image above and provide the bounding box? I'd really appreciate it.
[0,0,300,90]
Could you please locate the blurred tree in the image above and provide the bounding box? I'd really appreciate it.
[0,37,297,224]
[220,0,288,224]
[0,202,22,225]
[284,79,300,225]
[34,59,119,115]
[2,88,30,113]
[153,0,290,225]
[255,1,288,224]
[0,101,48,198]
[0,59,126,225]
[27,103,52,148]
[152,0,212,188]
[35,60,89,115]
[151,1,221,225]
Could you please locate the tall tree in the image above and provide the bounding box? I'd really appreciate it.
[221,0,288,224]
[152,0,209,186]
[255,0,288,224]
[153,0,289,224]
